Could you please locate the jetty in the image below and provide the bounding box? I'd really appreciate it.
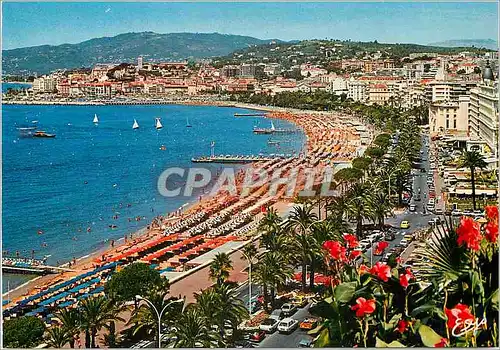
[191,154,294,164]
[2,257,75,275]
[253,128,297,135]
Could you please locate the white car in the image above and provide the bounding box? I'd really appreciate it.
[409,204,416,212]
[278,318,299,333]
[259,318,279,333]
[281,303,297,316]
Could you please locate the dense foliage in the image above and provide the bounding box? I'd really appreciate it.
[3,316,46,348]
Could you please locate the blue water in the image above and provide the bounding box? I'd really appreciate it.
[2,104,305,292]
[2,82,32,93]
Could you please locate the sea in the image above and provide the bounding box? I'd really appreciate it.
[2,97,305,293]
[2,82,32,93]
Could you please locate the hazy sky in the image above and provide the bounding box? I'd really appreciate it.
[2,2,498,50]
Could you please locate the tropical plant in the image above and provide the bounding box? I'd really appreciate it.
[313,205,499,347]
[344,182,374,238]
[209,252,233,285]
[79,295,125,348]
[54,307,81,348]
[169,307,220,348]
[44,326,72,348]
[286,205,318,291]
[253,251,293,309]
[128,282,181,347]
[457,150,488,210]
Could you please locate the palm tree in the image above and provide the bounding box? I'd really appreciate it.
[286,205,318,291]
[45,326,72,348]
[209,252,233,285]
[169,307,220,348]
[458,150,487,210]
[309,220,345,288]
[129,284,181,347]
[211,283,249,343]
[344,182,374,238]
[54,308,81,348]
[369,180,394,229]
[79,296,125,348]
[253,252,292,309]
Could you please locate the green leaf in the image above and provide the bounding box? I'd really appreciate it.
[411,304,446,320]
[334,282,357,303]
[313,328,330,348]
[376,337,406,347]
[418,325,444,347]
[487,288,499,311]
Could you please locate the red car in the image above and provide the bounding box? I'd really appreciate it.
[249,330,266,342]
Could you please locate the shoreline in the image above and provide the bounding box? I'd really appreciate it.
[2,103,366,308]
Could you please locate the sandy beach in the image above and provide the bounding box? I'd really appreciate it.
[2,106,371,320]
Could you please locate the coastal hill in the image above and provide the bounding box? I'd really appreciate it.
[428,39,498,50]
[2,32,284,75]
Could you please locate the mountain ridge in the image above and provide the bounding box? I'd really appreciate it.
[428,39,498,50]
[2,32,285,75]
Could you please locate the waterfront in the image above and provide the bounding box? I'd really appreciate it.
[2,104,305,292]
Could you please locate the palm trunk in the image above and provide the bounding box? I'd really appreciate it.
[301,260,307,292]
[91,328,97,348]
[270,286,276,308]
[356,214,362,238]
[85,330,90,348]
[108,321,116,348]
[263,284,269,312]
[470,167,476,210]
[309,259,315,290]
[69,338,75,348]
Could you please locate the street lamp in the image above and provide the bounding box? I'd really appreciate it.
[240,248,260,316]
[135,295,184,348]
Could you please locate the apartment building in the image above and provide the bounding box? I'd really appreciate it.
[429,96,469,134]
[469,77,499,158]
[32,76,57,93]
[347,79,367,102]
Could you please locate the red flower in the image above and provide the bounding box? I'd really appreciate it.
[377,241,389,251]
[396,257,402,265]
[396,319,409,333]
[445,304,475,334]
[456,216,482,251]
[349,250,362,260]
[485,206,498,221]
[370,262,392,282]
[323,240,347,261]
[343,234,359,248]
[485,221,498,243]
[399,270,414,289]
[351,297,376,317]
[434,338,448,347]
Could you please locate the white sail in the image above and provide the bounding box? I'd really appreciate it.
[271,121,276,131]
[93,114,99,123]
[133,119,139,129]
[155,118,163,129]
[186,117,191,127]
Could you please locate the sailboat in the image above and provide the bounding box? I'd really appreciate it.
[132,119,139,130]
[155,117,163,130]
[270,121,276,131]
[186,117,192,128]
[93,114,99,124]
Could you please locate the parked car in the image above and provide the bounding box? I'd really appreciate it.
[259,318,279,333]
[269,309,285,321]
[278,318,299,333]
[299,317,319,330]
[409,204,416,212]
[429,217,441,226]
[400,239,409,247]
[435,208,443,215]
[249,330,266,342]
[281,303,297,316]
[299,337,314,348]
[451,209,463,217]
[400,220,410,229]
[292,296,308,308]
[384,231,396,241]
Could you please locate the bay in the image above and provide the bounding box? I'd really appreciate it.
[2,103,305,292]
